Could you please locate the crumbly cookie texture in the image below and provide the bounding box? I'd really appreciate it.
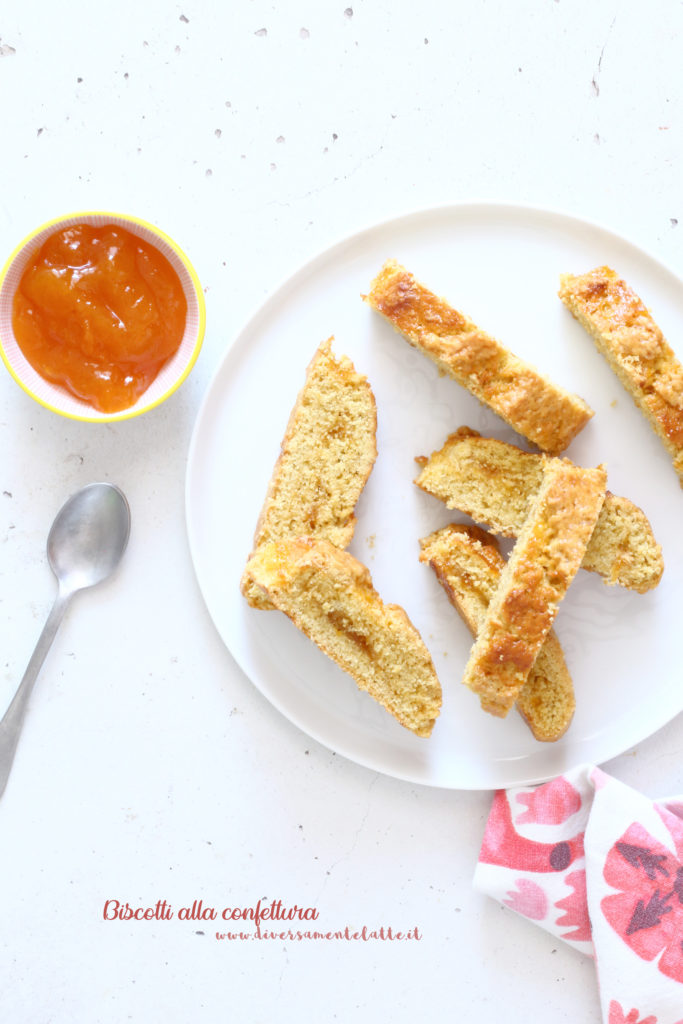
[460,458,606,717]
[559,265,683,486]
[241,338,377,607]
[244,537,442,737]
[415,428,663,593]
[364,259,593,455]
[419,524,575,742]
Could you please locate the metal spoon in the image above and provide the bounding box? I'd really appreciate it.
[0,482,131,798]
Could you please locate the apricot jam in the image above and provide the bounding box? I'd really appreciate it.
[12,223,187,413]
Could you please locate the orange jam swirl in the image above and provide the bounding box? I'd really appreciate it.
[12,223,188,413]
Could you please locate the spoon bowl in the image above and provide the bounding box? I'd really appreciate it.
[0,482,131,798]
[48,483,131,592]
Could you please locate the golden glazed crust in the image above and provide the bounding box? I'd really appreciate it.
[364,260,593,455]
[244,538,442,737]
[559,266,683,485]
[415,428,663,593]
[419,524,575,742]
[460,458,606,717]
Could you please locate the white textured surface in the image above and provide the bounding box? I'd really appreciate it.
[1,2,683,1021]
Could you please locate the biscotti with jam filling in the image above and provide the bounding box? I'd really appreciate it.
[419,523,575,742]
[460,458,606,717]
[365,259,593,455]
[559,265,683,486]
[241,338,377,608]
[415,428,663,593]
[244,537,442,737]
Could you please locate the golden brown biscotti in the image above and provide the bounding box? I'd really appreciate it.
[419,524,575,742]
[415,429,663,593]
[559,266,683,486]
[243,538,442,737]
[364,259,593,455]
[241,338,378,607]
[461,458,606,717]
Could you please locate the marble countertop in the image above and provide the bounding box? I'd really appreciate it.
[2,2,682,1020]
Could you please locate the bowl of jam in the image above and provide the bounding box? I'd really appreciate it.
[0,212,206,421]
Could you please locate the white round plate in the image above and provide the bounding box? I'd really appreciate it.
[186,202,683,790]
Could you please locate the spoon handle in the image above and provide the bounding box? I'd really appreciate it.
[0,589,71,798]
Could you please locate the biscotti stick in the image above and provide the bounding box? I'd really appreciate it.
[244,537,442,737]
[419,524,575,742]
[559,266,683,486]
[415,429,663,593]
[364,259,592,455]
[241,338,378,608]
[461,458,606,717]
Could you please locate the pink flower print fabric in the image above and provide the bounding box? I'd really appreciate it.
[474,765,683,1024]
[502,878,548,919]
[515,775,583,825]
[602,817,683,984]
[608,1003,659,1024]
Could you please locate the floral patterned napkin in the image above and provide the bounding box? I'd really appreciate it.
[474,765,683,1024]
